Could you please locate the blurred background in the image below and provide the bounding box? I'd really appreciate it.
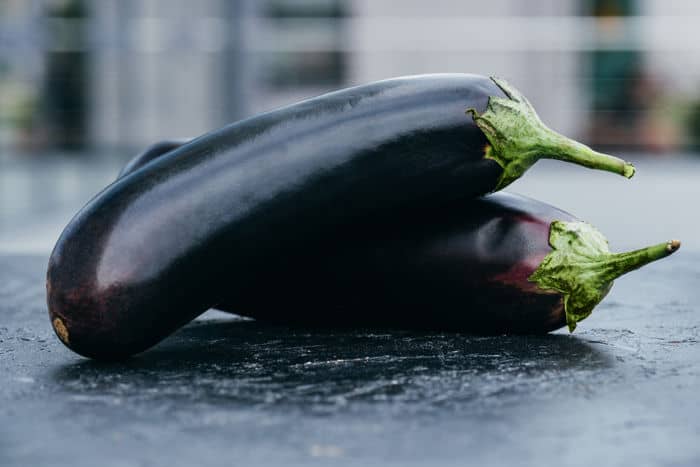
[1,0,699,253]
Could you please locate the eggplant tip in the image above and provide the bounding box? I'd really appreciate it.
[52,317,70,345]
[667,239,681,253]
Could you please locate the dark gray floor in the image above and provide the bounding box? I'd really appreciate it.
[1,253,698,467]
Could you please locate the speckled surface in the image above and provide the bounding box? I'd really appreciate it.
[1,253,698,467]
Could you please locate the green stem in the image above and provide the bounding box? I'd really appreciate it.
[528,221,680,332]
[599,239,681,282]
[535,133,636,179]
[468,77,636,191]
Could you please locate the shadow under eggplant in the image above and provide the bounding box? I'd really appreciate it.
[51,317,613,412]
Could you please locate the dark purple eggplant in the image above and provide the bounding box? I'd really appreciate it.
[47,74,635,360]
[201,192,679,333]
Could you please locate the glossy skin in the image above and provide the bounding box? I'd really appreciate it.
[48,74,504,359]
[215,192,573,334]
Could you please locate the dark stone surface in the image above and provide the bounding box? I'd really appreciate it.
[1,253,698,466]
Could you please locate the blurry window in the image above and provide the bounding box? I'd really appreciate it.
[260,0,347,89]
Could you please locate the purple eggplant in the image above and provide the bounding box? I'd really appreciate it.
[212,192,680,333]
[48,74,634,360]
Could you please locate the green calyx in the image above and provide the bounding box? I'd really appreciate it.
[467,77,636,191]
[528,221,681,332]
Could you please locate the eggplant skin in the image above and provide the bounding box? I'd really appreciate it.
[48,74,505,360]
[117,140,187,179]
[217,192,574,334]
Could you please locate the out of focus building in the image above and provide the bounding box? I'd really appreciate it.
[3,0,700,151]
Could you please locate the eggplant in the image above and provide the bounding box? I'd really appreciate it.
[48,74,635,360]
[203,192,681,334]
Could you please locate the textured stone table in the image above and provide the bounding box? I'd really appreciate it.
[1,252,698,467]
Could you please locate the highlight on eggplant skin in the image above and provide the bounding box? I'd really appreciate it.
[47,74,635,360]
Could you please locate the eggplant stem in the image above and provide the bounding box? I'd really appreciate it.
[536,134,636,180]
[469,76,635,191]
[600,239,681,282]
[528,221,680,332]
